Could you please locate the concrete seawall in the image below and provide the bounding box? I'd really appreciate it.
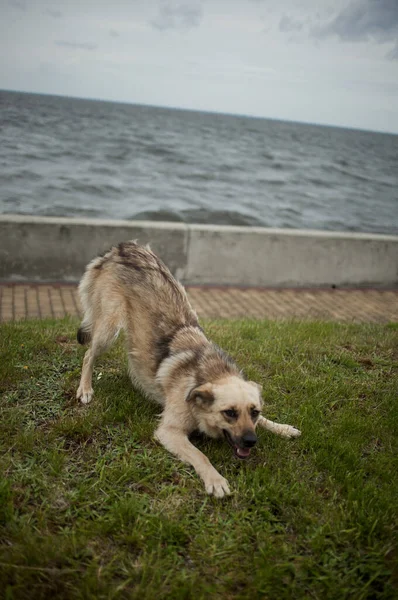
[0,214,397,287]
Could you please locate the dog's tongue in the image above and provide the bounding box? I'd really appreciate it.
[236,447,251,458]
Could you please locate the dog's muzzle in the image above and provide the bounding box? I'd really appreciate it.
[223,430,257,459]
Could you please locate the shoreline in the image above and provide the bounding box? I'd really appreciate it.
[1,214,397,288]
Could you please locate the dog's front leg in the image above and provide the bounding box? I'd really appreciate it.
[154,424,231,498]
[258,415,301,438]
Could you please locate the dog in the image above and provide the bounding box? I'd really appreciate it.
[76,241,301,497]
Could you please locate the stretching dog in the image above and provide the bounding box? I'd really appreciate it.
[76,241,301,497]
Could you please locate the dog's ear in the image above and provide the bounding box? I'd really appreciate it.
[187,383,214,407]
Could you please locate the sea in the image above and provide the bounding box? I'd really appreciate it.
[1,89,397,235]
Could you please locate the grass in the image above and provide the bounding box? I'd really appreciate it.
[0,317,397,600]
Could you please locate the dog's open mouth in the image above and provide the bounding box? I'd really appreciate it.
[223,430,251,459]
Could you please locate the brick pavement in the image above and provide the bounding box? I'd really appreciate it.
[0,283,397,323]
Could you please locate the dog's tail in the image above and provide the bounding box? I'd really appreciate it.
[76,247,115,346]
[77,322,92,345]
[76,271,94,346]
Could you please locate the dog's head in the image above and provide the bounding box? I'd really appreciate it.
[187,376,263,459]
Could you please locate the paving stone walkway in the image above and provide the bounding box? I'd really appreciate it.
[0,283,397,323]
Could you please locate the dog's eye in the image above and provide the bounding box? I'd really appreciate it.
[223,409,238,419]
[251,410,260,418]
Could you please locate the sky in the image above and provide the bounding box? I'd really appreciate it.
[1,0,398,133]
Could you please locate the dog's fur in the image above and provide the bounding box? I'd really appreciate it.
[76,241,300,497]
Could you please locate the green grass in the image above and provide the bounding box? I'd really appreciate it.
[0,318,397,600]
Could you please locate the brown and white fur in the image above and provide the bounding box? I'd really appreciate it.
[76,241,301,497]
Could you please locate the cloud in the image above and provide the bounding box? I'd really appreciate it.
[279,15,303,33]
[55,41,97,51]
[150,1,203,31]
[387,42,398,59]
[45,8,63,19]
[312,0,398,58]
[8,0,26,11]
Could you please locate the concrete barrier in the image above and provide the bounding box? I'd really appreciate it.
[0,214,397,287]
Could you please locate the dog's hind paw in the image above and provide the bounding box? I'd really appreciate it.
[204,473,231,498]
[76,385,94,404]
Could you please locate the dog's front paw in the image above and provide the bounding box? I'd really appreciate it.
[76,385,94,404]
[279,424,301,438]
[204,472,231,498]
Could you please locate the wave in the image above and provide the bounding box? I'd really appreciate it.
[141,144,188,164]
[69,181,123,196]
[36,205,104,217]
[304,177,333,189]
[257,179,286,186]
[271,162,286,171]
[178,172,213,182]
[325,164,395,187]
[1,170,43,182]
[129,208,262,227]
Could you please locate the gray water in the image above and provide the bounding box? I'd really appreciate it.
[1,90,397,234]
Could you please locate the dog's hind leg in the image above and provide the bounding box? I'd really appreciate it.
[258,416,301,439]
[76,320,120,404]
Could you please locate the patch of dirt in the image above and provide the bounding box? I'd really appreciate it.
[358,357,375,368]
[0,378,14,393]
[55,335,76,352]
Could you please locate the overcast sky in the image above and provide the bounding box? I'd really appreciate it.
[1,0,398,133]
